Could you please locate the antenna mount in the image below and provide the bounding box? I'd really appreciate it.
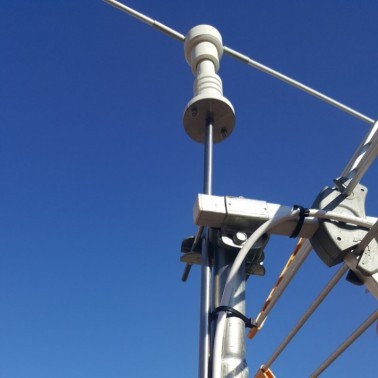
[183,25,235,143]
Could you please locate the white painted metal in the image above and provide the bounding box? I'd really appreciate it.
[343,253,378,299]
[194,194,378,234]
[354,219,378,255]
[194,194,319,238]
[342,120,378,195]
[195,193,378,300]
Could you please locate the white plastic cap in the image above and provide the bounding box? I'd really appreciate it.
[184,25,223,75]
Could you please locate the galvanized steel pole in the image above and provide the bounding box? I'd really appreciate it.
[198,121,214,378]
[213,249,249,377]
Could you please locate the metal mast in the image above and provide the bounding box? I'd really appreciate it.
[182,25,248,378]
[103,2,378,377]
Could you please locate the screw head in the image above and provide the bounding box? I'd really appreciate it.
[191,108,198,117]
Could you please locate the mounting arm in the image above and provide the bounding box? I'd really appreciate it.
[193,186,378,299]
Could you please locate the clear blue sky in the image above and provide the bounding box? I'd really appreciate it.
[1,1,377,377]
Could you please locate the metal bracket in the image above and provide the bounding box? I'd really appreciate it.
[184,191,378,294]
[357,245,378,275]
[180,230,268,277]
[193,194,318,238]
[310,180,377,267]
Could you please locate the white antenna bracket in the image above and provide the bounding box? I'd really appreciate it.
[183,25,235,143]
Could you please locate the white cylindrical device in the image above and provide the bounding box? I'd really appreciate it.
[183,25,235,143]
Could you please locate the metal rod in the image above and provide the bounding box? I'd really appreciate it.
[254,240,312,331]
[310,310,378,377]
[341,120,378,176]
[104,0,375,126]
[199,235,212,378]
[103,0,185,41]
[198,121,214,378]
[203,122,213,195]
[182,226,205,282]
[213,248,249,377]
[342,120,378,196]
[223,46,375,126]
[262,264,348,371]
[181,264,192,282]
[193,226,205,250]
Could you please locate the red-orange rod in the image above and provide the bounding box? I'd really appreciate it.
[248,238,305,339]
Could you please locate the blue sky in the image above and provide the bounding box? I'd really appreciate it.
[1,1,377,377]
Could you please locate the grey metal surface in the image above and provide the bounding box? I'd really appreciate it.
[198,122,213,378]
[199,234,212,378]
[310,183,369,267]
[213,247,249,378]
[343,253,378,299]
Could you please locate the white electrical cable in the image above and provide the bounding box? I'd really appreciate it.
[212,208,375,378]
[310,209,375,228]
[212,209,296,378]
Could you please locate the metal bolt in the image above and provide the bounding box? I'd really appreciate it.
[191,108,198,117]
[221,128,228,138]
[233,232,247,245]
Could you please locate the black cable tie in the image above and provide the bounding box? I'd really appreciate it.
[211,306,257,329]
[290,205,310,238]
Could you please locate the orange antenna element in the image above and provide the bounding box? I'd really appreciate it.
[248,238,306,339]
[254,367,276,378]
